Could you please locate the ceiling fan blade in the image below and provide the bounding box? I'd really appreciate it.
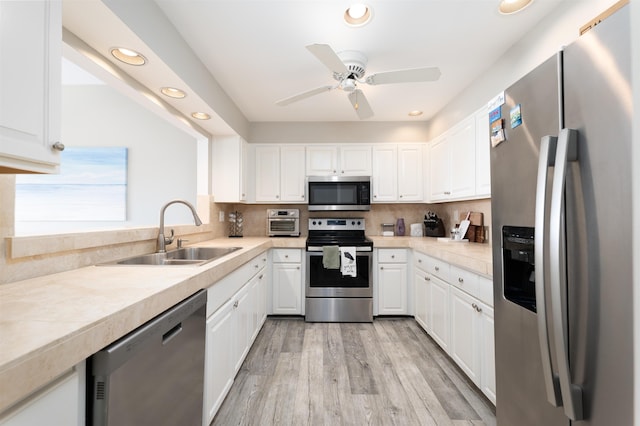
[275,85,334,106]
[306,44,348,75]
[348,89,374,120]
[365,67,441,85]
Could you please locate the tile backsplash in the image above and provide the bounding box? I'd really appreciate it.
[221,198,492,242]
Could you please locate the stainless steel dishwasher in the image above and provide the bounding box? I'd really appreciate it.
[89,289,207,426]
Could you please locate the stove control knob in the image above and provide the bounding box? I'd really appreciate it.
[318,220,322,225]
[351,221,355,225]
[357,221,361,226]
[312,221,317,226]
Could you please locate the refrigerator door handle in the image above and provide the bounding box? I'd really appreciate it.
[534,135,562,407]
[549,128,583,421]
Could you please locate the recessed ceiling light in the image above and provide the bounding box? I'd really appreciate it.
[499,0,534,15]
[161,87,187,99]
[344,3,373,27]
[408,110,423,117]
[110,47,146,66]
[191,112,211,120]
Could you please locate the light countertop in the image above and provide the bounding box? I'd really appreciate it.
[0,236,491,413]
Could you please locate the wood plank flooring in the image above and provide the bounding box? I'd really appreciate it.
[212,317,496,426]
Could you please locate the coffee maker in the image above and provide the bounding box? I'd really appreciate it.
[424,212,445,237]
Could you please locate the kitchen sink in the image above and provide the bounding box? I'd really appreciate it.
[102,246,242,266]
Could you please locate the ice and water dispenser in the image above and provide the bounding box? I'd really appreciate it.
[502,226,536,312]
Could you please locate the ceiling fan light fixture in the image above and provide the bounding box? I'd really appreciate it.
[110,47,146,66]
[499,0,534,15]
[344,4,373,27]
[340,78,357,92]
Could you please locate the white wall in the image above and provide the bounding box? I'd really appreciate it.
[427,0,623,139]
[14,84,198,235]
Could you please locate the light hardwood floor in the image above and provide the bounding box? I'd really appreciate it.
[212,317,496,426]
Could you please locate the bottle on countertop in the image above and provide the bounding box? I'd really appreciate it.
[396,218,405,236]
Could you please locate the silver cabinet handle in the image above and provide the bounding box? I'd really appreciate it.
[471,303,482,313]
[535,134,562,407]
[52,141,65,151]
[233,300,239,308]
[550,128,583,420]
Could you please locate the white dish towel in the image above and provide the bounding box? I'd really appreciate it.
[340,247,357,277]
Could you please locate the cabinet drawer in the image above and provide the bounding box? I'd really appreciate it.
[451,265,479,298]
[426,256,450,281]
[272,249,301,263]
[414,251,429,272]
[477,275,494,307]
[378,248,407,263]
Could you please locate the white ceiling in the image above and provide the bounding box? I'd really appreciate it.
[62,0,567,135]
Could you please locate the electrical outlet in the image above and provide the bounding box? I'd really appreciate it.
[219,211,225,222]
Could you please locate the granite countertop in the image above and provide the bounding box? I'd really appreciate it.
[0,236,491,413]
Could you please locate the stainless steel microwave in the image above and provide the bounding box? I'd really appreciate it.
[307,176,371,211]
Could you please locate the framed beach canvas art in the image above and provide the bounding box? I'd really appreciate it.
[15,147,128,221]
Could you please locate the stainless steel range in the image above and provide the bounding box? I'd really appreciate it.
[305,218,373,322]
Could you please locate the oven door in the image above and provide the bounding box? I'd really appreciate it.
[305,251,372,298]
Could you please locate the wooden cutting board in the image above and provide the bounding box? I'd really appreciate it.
[457,212,484,242]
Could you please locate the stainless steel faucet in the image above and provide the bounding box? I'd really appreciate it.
[157,200,203,253]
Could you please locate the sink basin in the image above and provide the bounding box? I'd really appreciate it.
[103,246,242,266]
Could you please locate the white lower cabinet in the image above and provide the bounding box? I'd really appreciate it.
[413,267,430,332]
[377,249,408,315]
[204,252,268,425]
[0,363,85,426]
[413,251,495,404]
[271,249,303,315]
[429,274,450,352]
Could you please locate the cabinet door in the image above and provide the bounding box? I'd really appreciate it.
[0,366,83,426]
[204,299,234,425]
[280,145,306,202]
[272,263,302,314]
[414,268,430,332]
[255,145,281,201]
[378,263,408,315]
[449,286,481,385]
[212,136,247,202]
[0,1,61,173]
[429,135,450,201]
[480,304,496,404]
[397,144,423,201]
[339,145,372,175]
[306,145,337,176]
[475,108,491,197]
[429,274,450,351]
[449,117,476,199]
[233,285,252,373]
[372,144,398,202]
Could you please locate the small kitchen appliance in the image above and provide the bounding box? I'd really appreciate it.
[267,209,300,237]
[307,175,371,211]
[424,212,445,237]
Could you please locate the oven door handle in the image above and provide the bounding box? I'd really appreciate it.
[306,246,372,252]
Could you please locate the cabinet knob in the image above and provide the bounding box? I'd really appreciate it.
[391,255,395,259]
[285,255,289,258]
[380,266,384,270]
[458,277,464,283]
[400,195,403,198]
[51,141,65,152]
[472,303,482,312]
[276,195,280,199]
[296,266,300,270]
[425,276,430,281]
[435,266,440,271]
[254,264,259,268]
[258,274,263,279]
[233,300,239,308]
[418,259,422,263]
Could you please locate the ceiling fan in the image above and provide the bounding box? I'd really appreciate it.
[275,43,441,120]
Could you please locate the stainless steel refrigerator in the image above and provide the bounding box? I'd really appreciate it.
[490,5,632,425]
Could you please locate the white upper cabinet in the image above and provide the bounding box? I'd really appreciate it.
[372,143,423,203]
[397,143,423,201]
[475,108,491,197]
[255,145,306,202]
[372,144,398,202]
[212,135,250,202]
[427,106,491,202]
[306,144,371,176]
[0,1,62,173]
